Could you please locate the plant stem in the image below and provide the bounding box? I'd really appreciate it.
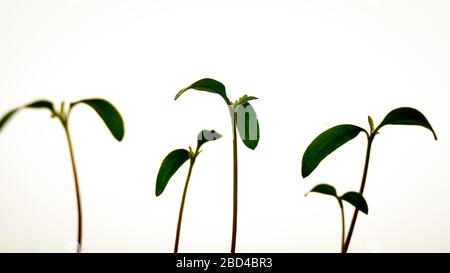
[174,150,197,253]
[63,123,83,253]
[343,135,374,253]
[231,111,238,254]
[339,201,345,253]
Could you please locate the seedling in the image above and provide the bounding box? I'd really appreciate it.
[0,99,125,252]
[175,78,260,253]
[301,107,437,252]
[155,129,222,253]
[305,184,368,252]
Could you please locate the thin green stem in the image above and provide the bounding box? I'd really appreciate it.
[343,134,374,253]
[339,201,345,253]
[62,121,83,253]
[231,111,238,254]
[174,148,197,253]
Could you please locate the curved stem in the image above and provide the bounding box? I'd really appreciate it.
[174,153,196,253]
[231,111,238,253]
[343,135,374,253]
[63,124,83,253]
[339,201,345,253]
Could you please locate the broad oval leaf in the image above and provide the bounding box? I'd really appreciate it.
[155,149,190,196]
[377,107,437,140]
[306,183,338,198]
[71,99,125,141]
[175,78,231,105]
[302,124,365,178]
[341,192,369,214]
[235,102,260,150]
[197,129,222,148]
[0,100,55,133]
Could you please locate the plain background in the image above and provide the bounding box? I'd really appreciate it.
[0,0,449,252]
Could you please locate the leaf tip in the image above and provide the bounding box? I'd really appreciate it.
[155,189,162,197]
[301,162,311,179]
[246,144,258,150]
[174,89,185,101]
[116,132,125,142]
[432,130,438,141]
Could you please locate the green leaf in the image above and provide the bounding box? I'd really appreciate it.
[341,192,369,214]
[235,102,260,150]
[197,129,222,148]
[155,149,190,196]
[368,116,375,133]
[235,94,258,107]
[175,78,231,105]
[0,100,55,133]
[27,100,55,111]
[71,99,125,141]
[306,184,338,198]
[302,125,365,178]
[0,110,18,132]
[377,107,437,140]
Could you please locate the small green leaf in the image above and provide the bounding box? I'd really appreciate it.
[197,129,222,148]
[376,107,437,140]
[27,100,55,111]
[306,184,338,198]
[368,116,375,133]
[302,125,365,178]
[235,95,258,107]
[0,100,55,133]
[71,99,125,141]
[341,192,368,214]
[175,78,231,105]
[155,149,190,196]
[235,102,260,150]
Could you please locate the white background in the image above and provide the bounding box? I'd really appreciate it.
[0,0,449,252]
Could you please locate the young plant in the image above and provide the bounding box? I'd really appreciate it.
[305,184,368,253]
[155,129,222,253]
[0,99,124,252]
[301,107,437,253]
[175,78,260,253]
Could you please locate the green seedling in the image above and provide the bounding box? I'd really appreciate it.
[305,184,368,252]
[301,107,437,252]
[0,99,125,252]
[175,78,260,253]
[155,129,222,253]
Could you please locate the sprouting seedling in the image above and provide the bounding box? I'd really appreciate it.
[301,107,437,253]
[305,184,368,253]
[155,129,222,253]
[0,99,125,252]
[175,78,260,253]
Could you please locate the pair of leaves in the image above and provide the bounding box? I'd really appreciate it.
[234,95,258,107]
[175,78,260,150]
[307,184,368,214]
[0,99,124,142]
[155,129,221,197]
[301,107,437,178]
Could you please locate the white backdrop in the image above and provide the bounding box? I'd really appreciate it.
[0,0,449,252]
